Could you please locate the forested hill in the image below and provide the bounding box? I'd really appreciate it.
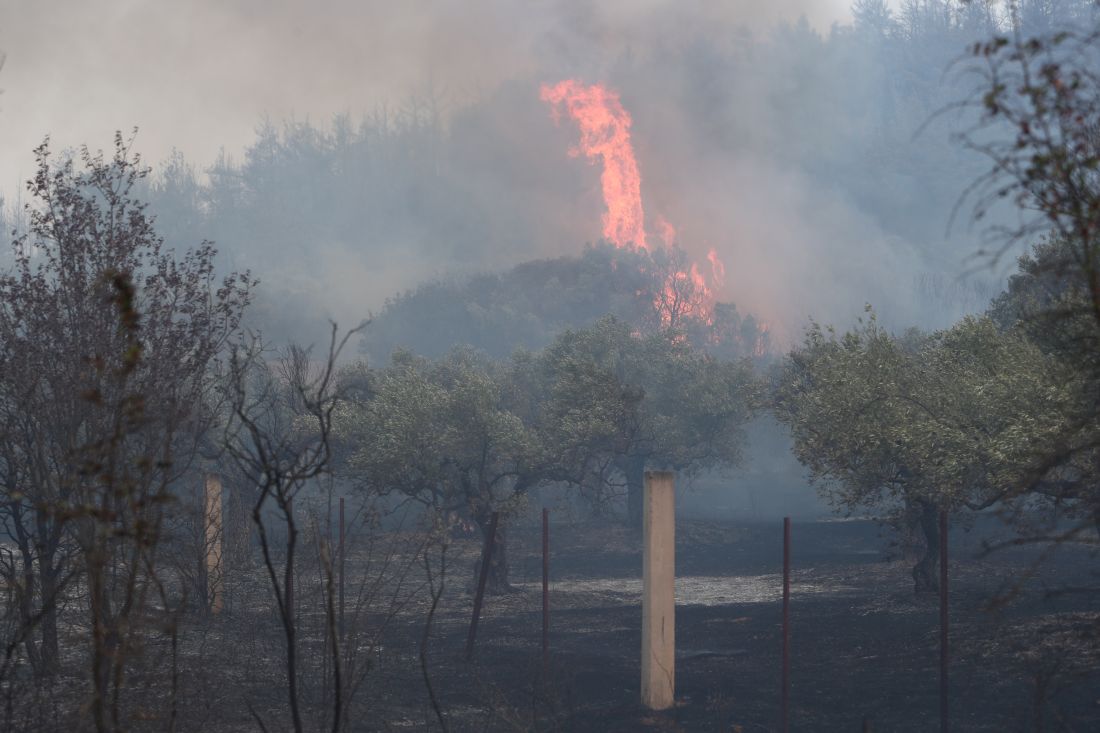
[118,0,1092,347]
[359,243,770,363]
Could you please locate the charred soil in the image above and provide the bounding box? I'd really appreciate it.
[361,517,1100,732]
[17,516,1098,732]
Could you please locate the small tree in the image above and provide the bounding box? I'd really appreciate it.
[774,310,1077,591]
[957,10,1100,356]
[536,317,757,526]
[0,135,251,682]
[337,348,533,593]
[221,325,359,733]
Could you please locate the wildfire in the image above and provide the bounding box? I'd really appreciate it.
[706,248,725,288]
[540,80,648,251]
[541,79,723,328]
[654,214,677,248]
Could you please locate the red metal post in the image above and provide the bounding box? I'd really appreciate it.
[466,511,499,661]
[940,509,949,733]
[782,516,791,733]
[542,508,550,671]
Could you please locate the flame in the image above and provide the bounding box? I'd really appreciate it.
[707,248,725,288]
[754,322,771,357]
[543,79,744,338]
[540,80,648,251]
[654,214,677,248]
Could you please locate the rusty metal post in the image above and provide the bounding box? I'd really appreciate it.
[940,509,949,733]
[863,717,872,733]
[339,496,346,639]
[542,507,550,671]
[782,516,791,733]
[466,511,499,661]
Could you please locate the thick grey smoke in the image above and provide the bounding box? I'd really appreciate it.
[0,0,851,181]
[0,0,1004,347]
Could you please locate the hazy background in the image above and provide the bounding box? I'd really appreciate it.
[3,0,1092,518]
[0,0,1005,350]
[0,0,854,183]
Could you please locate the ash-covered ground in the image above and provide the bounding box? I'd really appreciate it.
[30,515,1091,732]
[333,517,1100,732]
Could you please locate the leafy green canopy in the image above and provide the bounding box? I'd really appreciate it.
[336,348,531,517]
[336,317,757,520]
[774,309,1079,516]
[534,317,757,481]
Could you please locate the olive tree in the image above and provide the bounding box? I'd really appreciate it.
[535,316,757,526]
[336,348,534,592]
[339,316,756,589]
[774,310,1076,591]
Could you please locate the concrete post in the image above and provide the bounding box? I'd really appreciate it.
[204,473,224,614]
[642,470,675,710]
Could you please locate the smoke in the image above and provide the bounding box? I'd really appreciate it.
[0,1,850,181]
[0,0,1002,347]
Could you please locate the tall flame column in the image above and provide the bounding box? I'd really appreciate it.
[642,470,675,710]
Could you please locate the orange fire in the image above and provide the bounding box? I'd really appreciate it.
[541,79,722,328]
[540,80,648,251]
[707,248,725,288]
[654,214,677,248]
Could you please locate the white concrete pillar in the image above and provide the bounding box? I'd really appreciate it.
[642,470,675,710]
[204,473,224,614]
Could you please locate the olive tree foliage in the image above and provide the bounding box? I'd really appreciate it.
[336,317,756,590]
[774,309,1078,591]
[0,133,251,723]
[534,317,758,526]
[986,237,1100,539]
[335,347,534,592]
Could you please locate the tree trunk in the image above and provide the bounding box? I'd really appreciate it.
[39,564,60,675]
[625,455,646,529]
[88,546,115,733]
[13,538,42,673]
[226,478,254,571]
[912,499,941,594]
[473,512,512,595]
[35,512,61,675]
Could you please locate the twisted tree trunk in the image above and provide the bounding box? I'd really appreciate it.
[473,511,512,595]
[912,499,941,594]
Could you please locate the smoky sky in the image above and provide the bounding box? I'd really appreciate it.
[0,0,1002,346]
[0,0,852,186]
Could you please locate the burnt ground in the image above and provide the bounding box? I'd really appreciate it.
[352,517,1100,732]
[19,516,1098,732]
